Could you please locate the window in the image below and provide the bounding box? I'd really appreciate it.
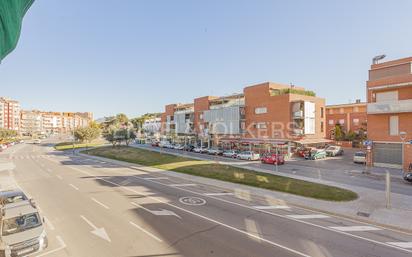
[354,106,359,113]
[320,107,324,118]
[353,118,359,125]
[376,91,398,102]
[328,119,334,125]
[389,116,399,136]
[321,121,324,132]
[199,113,203,120]
[255,107,267,114]
[339,119,345,124]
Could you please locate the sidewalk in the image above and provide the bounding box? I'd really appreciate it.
[78,149,412,233]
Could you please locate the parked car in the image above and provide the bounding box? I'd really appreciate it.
[305,149,327,160]
[207,148,224,155]
[296,147,311,157]
[173,144,184,150]
[353,151,366,164]
[237,151,260,161]
[0,144,6,150]
[325,146,344,157]
[33,139,41,144]
[183,145,195,151]
[193,146,208,153]
[222,150,239,158]
[159,142,170,148]
[0,190,29,206]
[261,153,285,165]
[151,141,159,147]
[404,173,412,183]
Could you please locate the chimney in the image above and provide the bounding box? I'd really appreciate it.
[355,99,361,103]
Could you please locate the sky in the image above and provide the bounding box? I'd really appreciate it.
[0,0,411,119]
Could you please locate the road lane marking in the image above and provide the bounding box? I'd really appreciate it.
[56,175,63,180]
[286,214,330,219]
[91,197,110,209]
[204,192,234,196]
[129,221,163,242]
[46,168,52,173]
[35,236,66,257]
[67,166,309,257]
[329,226,381,232]
[254,205,290,210]
[386,242,412,249]
[169,183,197,187]
[143,177,169,180]
[131,202,181,219]
[80,215,111,242]
[69,183,79,191]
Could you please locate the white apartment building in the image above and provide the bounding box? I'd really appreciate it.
[0,97,20,131]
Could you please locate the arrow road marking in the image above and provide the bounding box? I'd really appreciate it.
[80,215,111,242]
[131,202,181,219]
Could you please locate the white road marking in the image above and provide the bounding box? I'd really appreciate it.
[286,214,330,219]
[56,175,63,180]
[329,226,381,232]
[80,215,111,242]
[169,183,197,187]
[46,168,52,173]
[204,192,234,196]
[386,242,412,249]
[35,236,66,257]
[129,221,163,242]
[143,177,169,180]
[44,217,55,230]
[131,202,181,219]
[66,166,309,257]
[91,197,110,209]
[69,183,79,191]
[254,205,290,210]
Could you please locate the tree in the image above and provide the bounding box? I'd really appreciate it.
[333,124,345,141]
[0,128,17,143]
[74,124,101,143]
[345,130,357,141]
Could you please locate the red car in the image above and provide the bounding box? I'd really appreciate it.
[260,153,285,165]
[151,141,159,147]
[297,147,311,158]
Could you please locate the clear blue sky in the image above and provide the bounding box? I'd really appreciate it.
[1,0,411,119]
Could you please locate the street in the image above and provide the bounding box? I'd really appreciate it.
[0,142,411,257]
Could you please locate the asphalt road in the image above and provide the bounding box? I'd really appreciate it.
[134,144,412,196]
[1,142,412,257]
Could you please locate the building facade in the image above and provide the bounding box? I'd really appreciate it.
[325,101,367,140]
[366,56,412,170]
[160,82,327,155]
[0,97,20,131]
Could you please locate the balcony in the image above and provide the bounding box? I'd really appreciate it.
[292,128,304,135]
[292,110,304,119]
[367,99,412,114]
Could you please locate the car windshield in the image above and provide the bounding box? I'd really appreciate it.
[355,152,366,157]
[327,146,336,150]
[0,194,28,204]
[2,212,42,236]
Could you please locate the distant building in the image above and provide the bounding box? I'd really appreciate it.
[0,97,20,131]
[325,101,367,140]
[142,117,161,138]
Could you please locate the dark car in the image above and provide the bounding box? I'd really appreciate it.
[404,173,412,183]
[261,153,285,165]
[183,144,195,151]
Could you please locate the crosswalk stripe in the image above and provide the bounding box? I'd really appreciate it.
[287,214,330,219]
[386,242,412,249]
[253,205,290,210]
[329,226,381,232]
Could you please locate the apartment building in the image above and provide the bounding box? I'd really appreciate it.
[325,101,367,139]
[20,110,93,135]
[366,56,412,170]
[161,82,327,155]
[142,117,161,137]
[0,97,20,130]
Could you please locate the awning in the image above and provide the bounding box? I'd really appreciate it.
[0,0,34,62]
[294,138,332,145]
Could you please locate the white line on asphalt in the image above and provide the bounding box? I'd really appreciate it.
[67,166,309,257]
[91,197,110,209]
[143,177,170,180]
[46,168,52,173]
[56,175,63,180]
[204,192,234,196]
[44,217,55,230]
[129,221,163,242]
[69,183,79,191]
[35,236,66,257]
[169,183,197,187]
[254,205,290,210]
[135,174,412,254]
[286,214,330,219]
[329,226,381,232]
[386,242,412,249]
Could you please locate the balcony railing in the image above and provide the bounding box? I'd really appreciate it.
[292,129,304,135]
[292,110,304,119]
[367,99,412,114]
